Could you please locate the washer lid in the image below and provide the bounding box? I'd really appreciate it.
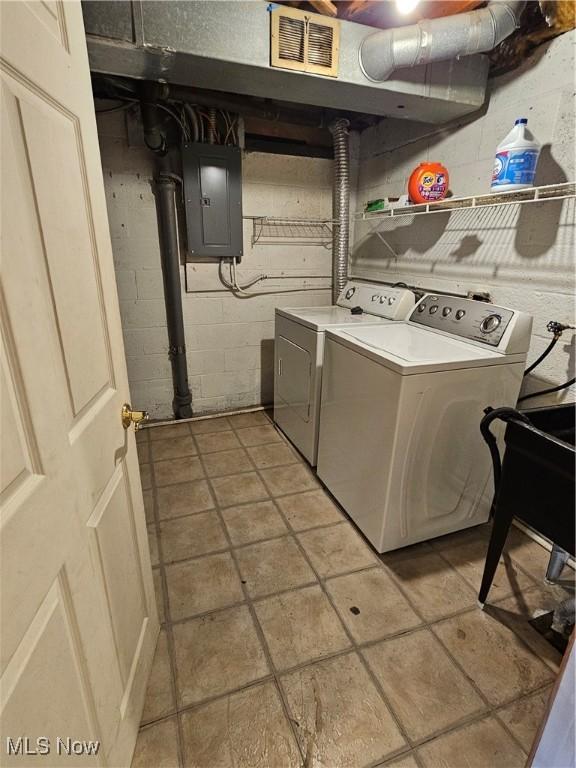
[328,324,520,375]
[275,305,388,331]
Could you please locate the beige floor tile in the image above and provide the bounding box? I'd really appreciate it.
[383,550,477,622]
[189,416,231,434]
[431,524,491,550]
[143,489,154,523]
[221,500,289,546]
[227,411,270,429]
[201,448,253,478]
[416,716,527,768]
[298,523,377,578]
[173,605,270,707]
[277,490,343,531]
[237,424,283,447]
[149,422,191,441]
[160,512,227,563]
[180,681,300,768]
[236,536,316,598]
[505,526,559,583]
[433,531,534,600]
[137,442,150,465]
[384,755,419,768]
[497,687,552,752]
[140,463,152,490]
[166,552,244,621]
[261,464,319,496]
[254,585,351,670]
[195,430,241,454]
[156,480,214,520]
[131,717,180,768]
[488,586,567,672]
[141,630,175,724]
[154,457,204,487]
[364,628,486,741]
[326,568,422,643]
[281,652,405,767]
[211,472,269,508]
[148,526,159,567]
[151,436,197,462]
[432,609,555,707]
[153,568,166,624]
[247,442,299,469]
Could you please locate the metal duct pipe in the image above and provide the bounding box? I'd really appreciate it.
[154,174,193,419]
[360,1,526,82]
[330,119,350,303]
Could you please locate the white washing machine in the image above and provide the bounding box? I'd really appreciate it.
[274,281,415,465]
[317,294,533,553]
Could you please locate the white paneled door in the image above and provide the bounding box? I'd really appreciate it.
[0,2,158,766]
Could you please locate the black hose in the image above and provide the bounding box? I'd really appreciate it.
[518,377,576,404]
[524,336,558,376]
[480,406,532,515]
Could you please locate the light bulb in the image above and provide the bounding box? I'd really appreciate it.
[395,0,420,15]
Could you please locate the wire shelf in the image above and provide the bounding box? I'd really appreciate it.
[248,217,335,246]
[354,182,576,221]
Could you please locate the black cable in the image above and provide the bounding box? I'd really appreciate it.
[524,336,558,376]
[518,377,576,403]
[96,103,132,114]
[480,407,532,516]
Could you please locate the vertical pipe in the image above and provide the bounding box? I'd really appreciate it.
[330,119,350,303]
[154,174,193,419]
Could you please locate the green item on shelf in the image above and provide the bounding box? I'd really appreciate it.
[365,198,386,212]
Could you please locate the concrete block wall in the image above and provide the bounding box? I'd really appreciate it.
[97,111,332,419]
[352,31,575,406]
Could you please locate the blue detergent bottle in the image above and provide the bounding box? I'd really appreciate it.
[491,118,541,192]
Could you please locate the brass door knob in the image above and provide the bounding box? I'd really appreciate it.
[121,403,149,431]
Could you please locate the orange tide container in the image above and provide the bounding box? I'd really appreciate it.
[408,162,449,203]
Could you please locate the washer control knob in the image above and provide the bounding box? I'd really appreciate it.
[429,305,439,314]
[371,295,378,302]
[379,296,386,304]
[455,310,466,320]
[388,297,395,305]
[442,307,452,317]
[345,287,356,300]
[480,314,502,334]
[418,303,426,312]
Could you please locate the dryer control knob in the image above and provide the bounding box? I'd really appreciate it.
[442,307,452,317]
[379,296,386,304]
[455,310,466,320]
[480,314,502,333]
[345,287,356,299]
[429,305,439,314]
[371,295,378,302]
[418,303,426,312]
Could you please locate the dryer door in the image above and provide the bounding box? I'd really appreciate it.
[276,335,311,423]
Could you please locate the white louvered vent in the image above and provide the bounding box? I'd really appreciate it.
[278,15,305,63]
[271,7,339,78]
[307,21,334,68]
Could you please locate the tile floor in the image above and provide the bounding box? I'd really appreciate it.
[134,410,573,768]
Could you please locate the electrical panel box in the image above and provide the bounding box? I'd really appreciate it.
[182,144,243,261]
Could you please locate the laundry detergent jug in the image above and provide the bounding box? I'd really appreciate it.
[491,118,541,192]
[408,162,449,204]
